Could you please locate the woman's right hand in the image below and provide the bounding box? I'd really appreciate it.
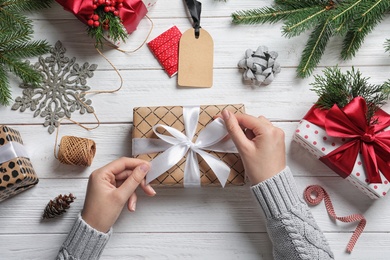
[221,110,286,185]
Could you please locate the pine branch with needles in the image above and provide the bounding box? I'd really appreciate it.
[311,67,390,124]
[0,0,52,106]
[386,39,390,53]
[232,0,390,78]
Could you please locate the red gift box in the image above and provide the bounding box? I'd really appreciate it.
[294,97,390,199]
[56,0,157,44]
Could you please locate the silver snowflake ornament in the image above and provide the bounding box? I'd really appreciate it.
[12,41,98,134]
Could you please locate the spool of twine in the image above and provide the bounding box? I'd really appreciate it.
[57,136,96,166]
[53,22,153,167]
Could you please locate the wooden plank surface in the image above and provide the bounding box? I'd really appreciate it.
[1,0,390,259]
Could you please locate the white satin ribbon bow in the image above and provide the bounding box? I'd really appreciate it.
[132,106,239,187]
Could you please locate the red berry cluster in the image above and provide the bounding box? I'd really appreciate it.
[87,0,124,30]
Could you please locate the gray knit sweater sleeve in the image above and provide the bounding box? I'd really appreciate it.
[56,214,111,260]
[251,167,334,260]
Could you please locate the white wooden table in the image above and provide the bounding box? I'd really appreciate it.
[1,1,390,259]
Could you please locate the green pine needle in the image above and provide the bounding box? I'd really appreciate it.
[311,67,390,124]
[341,18,381,60]
[232,0,390,78]
[0,0,52,12]
[0,0,52,106]
[0,27,32,46]
[0,65,11,105]
[341,0,390,59]
[385,39,390,52]
[87,9,127,48]
[297,19,332,78]
[1,57,43,84]
[0,7,32,30]
[282,6,326,38]
[2,40,50,59]
[232,6,295,25]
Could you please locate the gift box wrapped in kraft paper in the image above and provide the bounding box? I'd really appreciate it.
[0,126,39,202]
[132,104,246,187]
[293,97,390,199]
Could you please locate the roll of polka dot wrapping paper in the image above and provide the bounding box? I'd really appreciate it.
[293,119,390,199]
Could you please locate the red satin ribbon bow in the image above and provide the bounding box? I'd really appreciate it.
[56,0,147,34]
[305,97,390,183]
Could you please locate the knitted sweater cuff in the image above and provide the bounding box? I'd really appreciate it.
[61,214,112,259]
[251,167,302,219]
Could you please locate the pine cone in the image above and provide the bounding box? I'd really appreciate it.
[42,193,76,219]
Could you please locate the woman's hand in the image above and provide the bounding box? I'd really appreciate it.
[81,157,156,233]
[222,110,286,185]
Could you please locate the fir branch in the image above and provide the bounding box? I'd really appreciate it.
[0,56,43,84]
[87,10,127,48]
[2,40,50,59]
[231,1,330,25]
[0,27,32,47]
[0,0,51,105]
[232,6,317,25]
[0,65,11,105]
[384,80,390,95]
[341,0,390,59]
[360,0,390,17]
[0,0,52,12]
[331,0,363,25]
[274,0,330,9]
[341,18,383,60]
[386,39,390,52]
[0,8,32,30]
[232,0,390,78]
[297,19,332,78]
[311,67,390,123]
[282,6,326,37]
[311,66,351,109]
[106,14,127,43]
[88,26,105,47]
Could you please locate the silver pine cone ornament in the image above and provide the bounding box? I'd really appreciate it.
[42,193,76,219]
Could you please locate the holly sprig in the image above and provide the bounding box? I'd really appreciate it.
[87,0,127,47]
[311,67,390,124]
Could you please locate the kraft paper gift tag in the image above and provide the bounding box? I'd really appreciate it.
[178,0,214,88]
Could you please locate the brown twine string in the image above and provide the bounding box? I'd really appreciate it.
[54,115,100,166]
[54,46,124,166]
[103,15,154,54]
[54,15,152,166]
[57,135,96,166]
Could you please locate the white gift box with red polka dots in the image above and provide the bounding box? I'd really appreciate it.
[294,119,390,199]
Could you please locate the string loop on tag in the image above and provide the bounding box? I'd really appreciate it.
[184,0,202,38]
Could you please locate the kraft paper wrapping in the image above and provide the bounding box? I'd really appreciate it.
[132,104,246,186]
[0,126,39,202]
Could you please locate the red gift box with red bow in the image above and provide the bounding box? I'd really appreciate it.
[294,97,390,199]
[56,0,157,45]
